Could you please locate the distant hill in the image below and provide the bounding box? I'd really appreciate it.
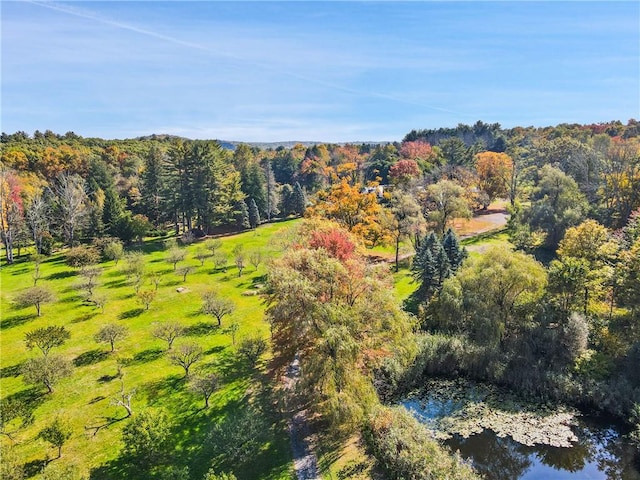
[218,140,390,151]
[133,135,389,151]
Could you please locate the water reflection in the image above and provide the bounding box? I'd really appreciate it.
[403,396,640,480]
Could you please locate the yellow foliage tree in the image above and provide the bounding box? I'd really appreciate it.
[475,151,513,203]
[306,179,389,247]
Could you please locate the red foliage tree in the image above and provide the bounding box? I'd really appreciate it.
[389,159,421,185]
[399,140,434,161]
[308,228,356,262]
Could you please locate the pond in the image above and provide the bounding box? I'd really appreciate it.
[402,380,640,480]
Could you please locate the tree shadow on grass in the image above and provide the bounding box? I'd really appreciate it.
[4,387,47,429]
[85,414,127,437]
[119,308,144,320]
[206,349,248,383]
[74,349,110,367]
[184,322,217,336]
[58,293,82,304]
[72,311,98,323]
[24,458,50,478]
[204,345,225,356]
[128,347,164,365]
[104,279,128,289]
[89,456,143,480]
[0,362,23,378]
[97,373,120,384]
[46,270,76,280]
[139,374,185,406]
[0,312,36,329]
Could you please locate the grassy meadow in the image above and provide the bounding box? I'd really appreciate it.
[1,221,300,479]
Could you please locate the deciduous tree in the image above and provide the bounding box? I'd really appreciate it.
[307,179,386,247]
[122,408,171,466]
[176,265,194,282]
[201,291,235,326]
[169,342,203,377]
[387,191,425,272]
[94,324,129,352]
[0,167,25,264]
[38,417,72,458]
[104,240,124,265]
[21,355,72,393]
[15,285,55,316]
[432,247,547,345]
[52,173,89,246]
[25,325,70,356]
[151,321,185,350]
[475,151,514,204]
[189,372,219,408]
[421,180,471,235]
[204,238,222,255]
[136,290,156,310]
[237,336,268,367]
[167,247,186,271]
[233,244,245,277]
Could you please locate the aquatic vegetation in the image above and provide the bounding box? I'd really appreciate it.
[404,379,578,448]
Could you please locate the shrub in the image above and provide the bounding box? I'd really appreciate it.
[122,408,171,466]
[65,245,100,268]
[365,406,480,480]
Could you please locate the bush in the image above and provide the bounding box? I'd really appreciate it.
[65,245,100,268]
[40,231,54,256]
[122,408,171,466]
[208,406,267,466]
[365,406,480,480]
[92,236,121,255]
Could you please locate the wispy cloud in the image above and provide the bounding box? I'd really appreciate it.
[24,0,470,116]
[3,1,638,140]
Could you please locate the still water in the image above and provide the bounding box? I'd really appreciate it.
[403,394,640,480]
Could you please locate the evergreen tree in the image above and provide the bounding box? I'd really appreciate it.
[241,161,267,216]
[235,200,250,230]
[141,146,165,226]
[86,183,105,238]
[411,232,451,299]
[292,182,307,216]
[263,160,279,221]
[280,184,294,217]
[248,198,260,229]
[442,228,466,272]
[103,186,124,235]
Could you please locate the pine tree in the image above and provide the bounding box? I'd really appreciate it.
[248,198,260,229]
[235,200,250,230]
[411,232,451,299]
[280,184,294,217]
[103,186,124,235]
[292,182,307,216]
[241,162,267,216]
[141,146,165,226]
[442,228,467,272]
[263,160,279,221]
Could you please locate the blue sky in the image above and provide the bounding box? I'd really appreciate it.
[2,1,639,142]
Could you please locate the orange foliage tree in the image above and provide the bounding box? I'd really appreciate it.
[306,179,389,247]
[475,151,513,204]
[0,167,24,263]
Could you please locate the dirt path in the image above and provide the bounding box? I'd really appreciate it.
[456,211,509,239]
[284,354,321,480]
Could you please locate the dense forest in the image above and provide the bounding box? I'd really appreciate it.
[1,119,640,479]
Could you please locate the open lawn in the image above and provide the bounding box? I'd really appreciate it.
[1,221,300,480]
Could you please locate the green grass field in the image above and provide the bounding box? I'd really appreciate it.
[1,217,512,479]
[1,221,300,479]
